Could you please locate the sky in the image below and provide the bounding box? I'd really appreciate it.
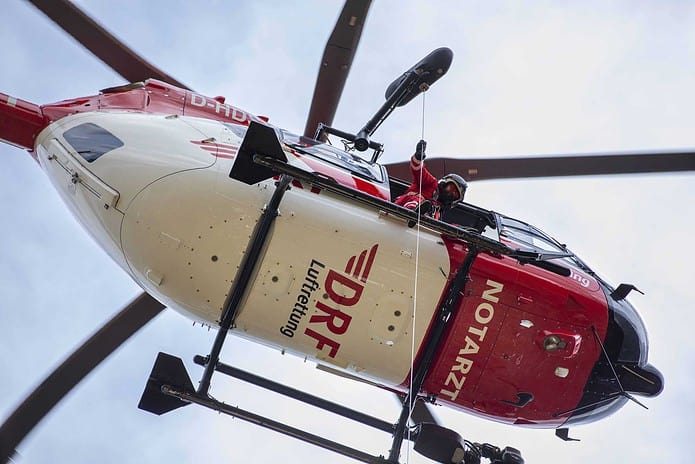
[1,1,694,463]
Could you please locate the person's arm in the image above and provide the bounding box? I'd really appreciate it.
[417,163,438,200]
[409,139,430,185]
[409,140,438,199]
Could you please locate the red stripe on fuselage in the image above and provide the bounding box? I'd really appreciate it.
[352,250,367,280]
[358,244,378,283]
[345,256,356,275]
[189,140,238,159]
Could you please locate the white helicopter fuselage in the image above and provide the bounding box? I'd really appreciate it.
[17,87,637,429]
[34,111,450,386]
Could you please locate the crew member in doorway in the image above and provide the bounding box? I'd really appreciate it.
[394,139,468,226]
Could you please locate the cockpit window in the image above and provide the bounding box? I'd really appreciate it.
[609,299,649,364]
[63,123,124,163]
[498,214,595,273]
[499,216,565,253]
[280,130,385,183]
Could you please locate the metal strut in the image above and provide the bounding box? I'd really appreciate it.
[387,246,479,463]
[197,175,292,396]
[194,356,395,434]
[162,384,384,463]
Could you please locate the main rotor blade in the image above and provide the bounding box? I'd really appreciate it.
[303,0,372,138]
[384,151,695,182]
[27,0,189,89]
[0,293,165,463]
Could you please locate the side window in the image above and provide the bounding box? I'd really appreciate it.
[280,129,385,183]
[63,123,124,163]
[223,122,248,139]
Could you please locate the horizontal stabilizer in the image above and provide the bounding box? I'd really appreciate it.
[138,352,194,415]
[229,121,287,184]
[0,93,45,150]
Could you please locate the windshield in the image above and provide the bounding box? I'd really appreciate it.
[498,215,594,273]
[499,216,566,253]
[280,130,385,183]
[607,297,649,364]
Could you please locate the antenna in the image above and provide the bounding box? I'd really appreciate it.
[590,326,648,410]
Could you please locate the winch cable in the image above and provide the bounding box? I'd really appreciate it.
[406,86,428,463]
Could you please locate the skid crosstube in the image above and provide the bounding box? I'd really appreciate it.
[139,351,399,463]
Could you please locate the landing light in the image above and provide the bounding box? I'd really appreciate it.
[544,335,567,351]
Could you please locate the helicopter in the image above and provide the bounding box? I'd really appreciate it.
[1,0,695,464]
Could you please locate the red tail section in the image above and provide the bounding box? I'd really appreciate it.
[0,93,46,150]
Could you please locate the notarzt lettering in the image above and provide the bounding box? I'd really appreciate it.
[440,279,504,402]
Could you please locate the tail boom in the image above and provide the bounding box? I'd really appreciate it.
[0,93,45,150]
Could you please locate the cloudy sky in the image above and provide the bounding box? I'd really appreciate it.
[1,1,694,463]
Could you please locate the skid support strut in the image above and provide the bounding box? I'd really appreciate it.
[387,246,479,463]
[197,175,291,396]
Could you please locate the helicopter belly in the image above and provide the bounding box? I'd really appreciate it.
[121,156,450,385]
[233,184,450,385]
[120,164,255,323]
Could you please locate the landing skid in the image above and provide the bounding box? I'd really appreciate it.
[140,351,396,463]
[139,352,523,464]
